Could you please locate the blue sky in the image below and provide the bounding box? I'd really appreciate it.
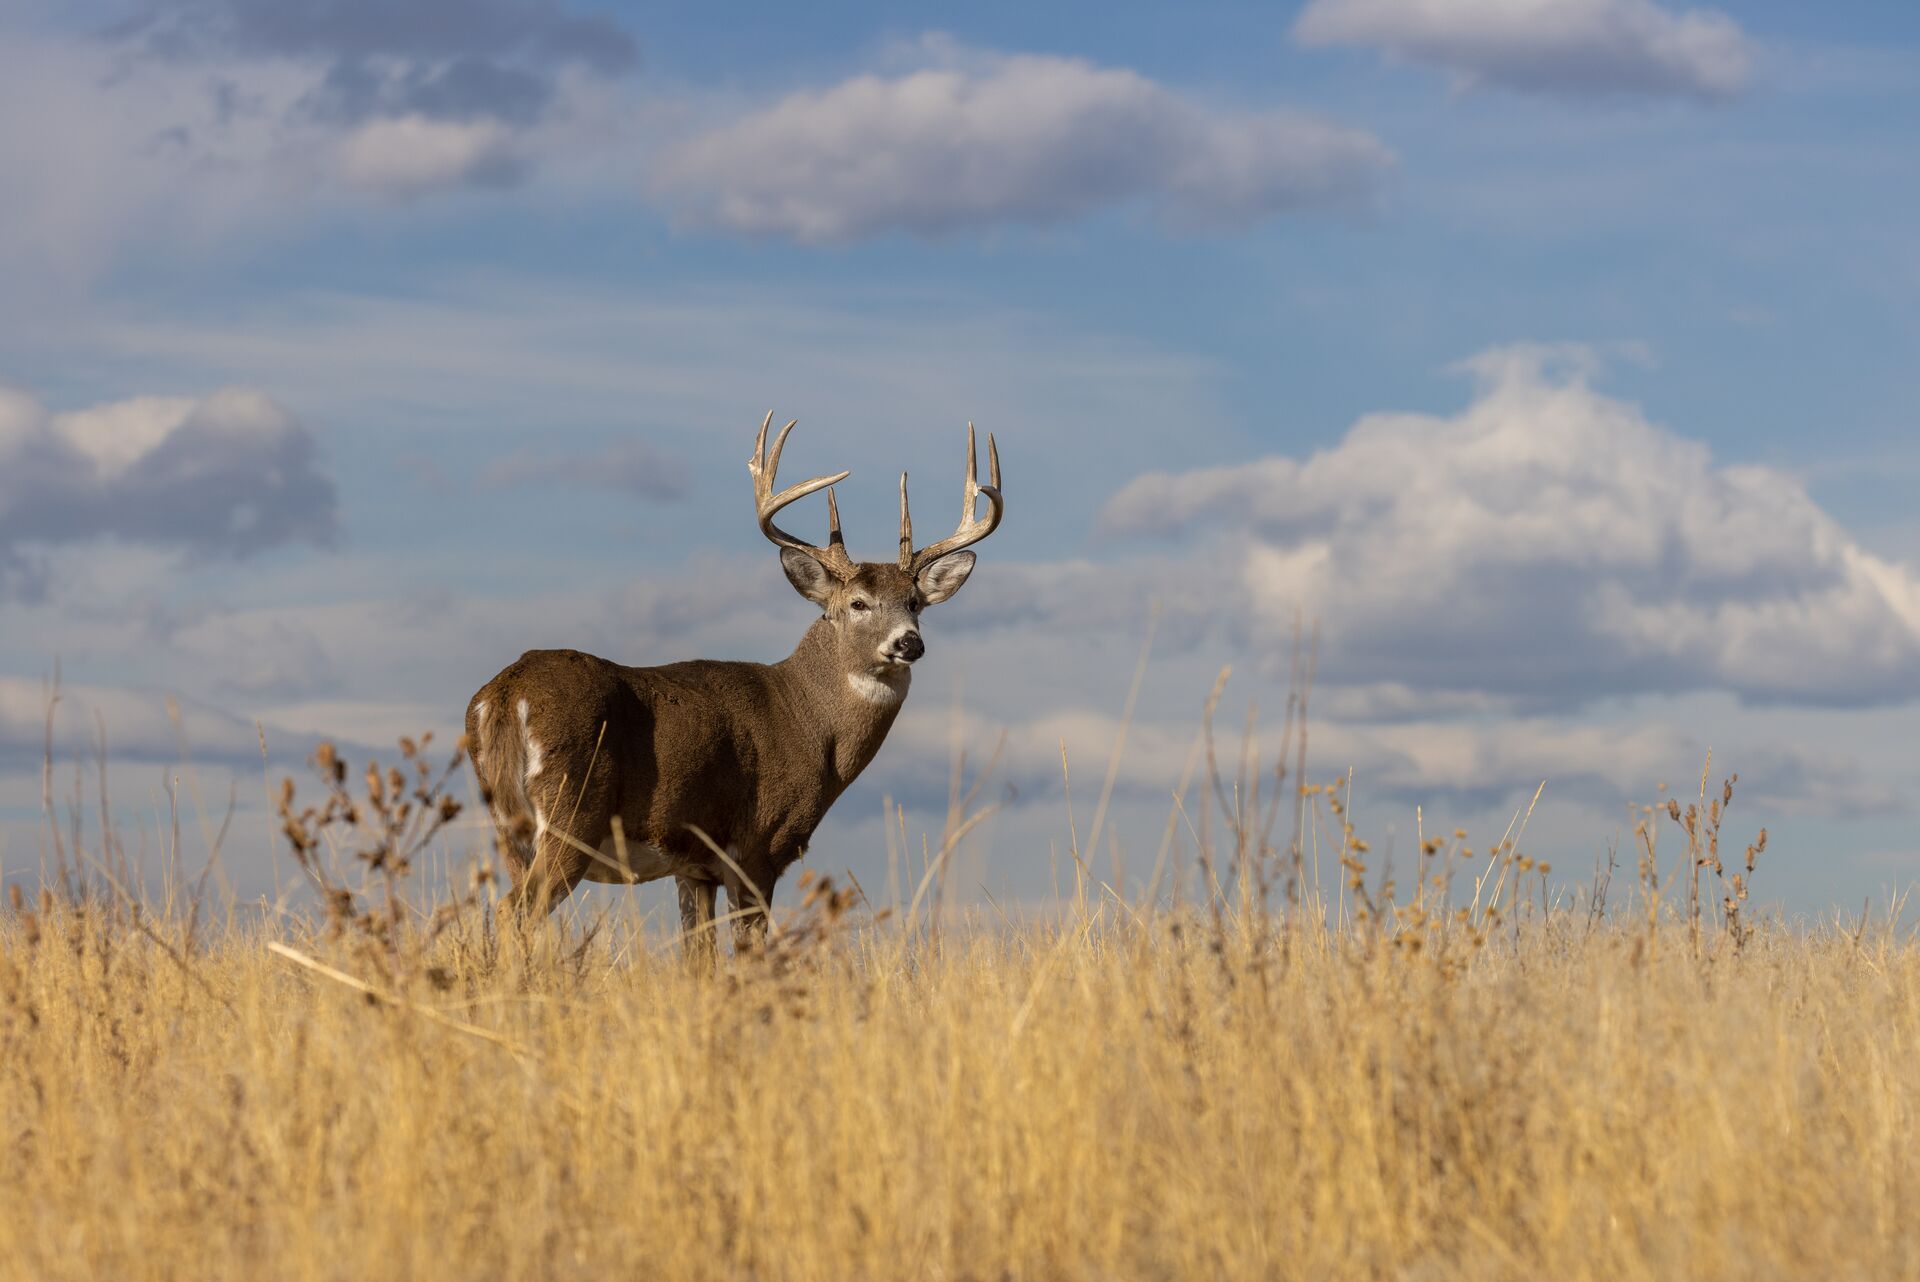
[1,0,1917,914]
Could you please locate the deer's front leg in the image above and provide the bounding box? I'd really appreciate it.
[677,876,718,971]
[724,869,771,955]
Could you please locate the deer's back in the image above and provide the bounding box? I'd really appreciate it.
[472,647,801,862]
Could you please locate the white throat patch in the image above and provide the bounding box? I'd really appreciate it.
[847,672,905,705]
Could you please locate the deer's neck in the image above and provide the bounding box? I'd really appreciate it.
[776,620,909,789]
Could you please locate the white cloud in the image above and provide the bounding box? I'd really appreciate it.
[2,20,1383,271]
[1293,0,1754,101]
[0,378,336,578]
[334,115,524,195]
[0,21,638,281]
[1101,343,1920,708]
[652,41,1393,241]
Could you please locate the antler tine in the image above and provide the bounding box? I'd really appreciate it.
[766,416,801,494]
[897,471,912,569]
[906,422,1005,575]
[748,411,854,576]
[961,422,977,522]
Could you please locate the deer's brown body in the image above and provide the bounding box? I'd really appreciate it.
[466,414,1002,957]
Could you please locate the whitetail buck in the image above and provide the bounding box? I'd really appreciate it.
[466,413,1003,958]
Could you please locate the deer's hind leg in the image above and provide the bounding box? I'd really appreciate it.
[505,856,587,922]
[502,783,597,921]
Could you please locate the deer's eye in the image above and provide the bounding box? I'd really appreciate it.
[850,599,869,612]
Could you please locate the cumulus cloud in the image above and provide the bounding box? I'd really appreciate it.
[652,42,1393,241]
[334,114,526,194]
[1293,0,1754,101]
[1101,344,1920,708]
[479,439,687,501]
[3,0,643,228]
[0,380,336,576]
[0,9,640,277]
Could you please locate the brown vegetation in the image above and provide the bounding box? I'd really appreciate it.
[0,699,1913,1282]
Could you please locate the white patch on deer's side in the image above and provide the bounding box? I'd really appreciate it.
[534,805,548,840]
[472,703,489,767]
[847,672,904,705]
[514,697,545,786]
[583,836,676,885]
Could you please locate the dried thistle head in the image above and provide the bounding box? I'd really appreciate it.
[273,732,472,974]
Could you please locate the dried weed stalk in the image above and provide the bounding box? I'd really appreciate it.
[274,733,481,986]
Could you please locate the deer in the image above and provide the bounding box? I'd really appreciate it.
[465,412,1003,960]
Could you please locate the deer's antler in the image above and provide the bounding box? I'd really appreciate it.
[900,423,1003,574]
[750,411,856,579]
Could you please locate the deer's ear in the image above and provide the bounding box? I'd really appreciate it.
[916,551,975,606]
[780,547,837,606]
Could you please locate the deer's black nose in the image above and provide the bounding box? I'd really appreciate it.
[891,632,925,662]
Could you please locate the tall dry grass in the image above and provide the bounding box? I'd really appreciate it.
[0,703,1916,1281]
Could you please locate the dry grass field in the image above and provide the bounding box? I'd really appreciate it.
[1,724,1916,1282]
